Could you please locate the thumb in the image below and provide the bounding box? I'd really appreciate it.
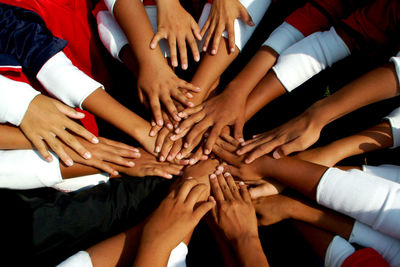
[193,199,215,222]
[275,139,303,158]
[233,117,245,143]
[239,7,254,26]
[54,101,85,119]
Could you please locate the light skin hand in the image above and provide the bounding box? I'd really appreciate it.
[151,0,201,69]
[200,0,254,55]
[20,94,99,166]
[238,108,323,163]
[63,136,141,176]
[245,179,285,199]
[172,90,246,155]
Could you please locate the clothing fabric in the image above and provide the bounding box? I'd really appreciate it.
[342,248,390,267]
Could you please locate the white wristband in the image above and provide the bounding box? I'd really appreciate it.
[325,235,355,267]
[317,168,400,239]
[56,251,93,267]
[273,27,350,92]
[0,75,40,126]
[384,106,400,148]
[167,242,188,267]
[349,221,400,266]
[0,150,62,189]
[262,22,304,54]
[96,10,129,61]
[37,52,104,108]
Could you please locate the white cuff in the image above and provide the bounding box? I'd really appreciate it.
[36,52,104,108]
[325,235,355,267]
[96,10,129,61]
[262,22,304,54]
[56,251,93,267]
[53,173,110,192]
[362,164,400,183]
[104,0,117,13]
[0,75,40,126]
[167,242,188,267]
[349,221,400,266]
[384,106,400,148]
[273,27,350,92]
[199,0,271,51]
[0,150,62,189]
[317,167,400,239]
[390,51,400,87]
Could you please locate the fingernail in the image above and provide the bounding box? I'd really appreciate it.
[166,174,173,179]
[250,20,255,26]
[236,150,242,155]
[187,176,193,180]
[238,138,244,143]
[224,172,230,177]
[157,120,163,126]
[217,166,224,172]
[175,128,181,134]
[195,55,200,62]
[183,159,190,164]
[171,135,178,141]
[128,161,135,167]
[167,124,173,130]
[46,156,53,162]
[211,49,216,55]
[176,153,182,159]
[66,159,73,167]
[230,47,235,53]
[114,171,119,176]
[187,93,193,98]
[150,43,156,49]
[196,87,201,92]
[155,146,161,153]
[182,63,188,70]
[134,152,141,157]
[178,112,185,118]
[167,155,173,161]
[160,156,165,161]
[150,131,156,137]
[215,169,222,175]
[92,137,99,144]
[172,61,178,67]
[174,115,181,121]
[132,148,140,153]
[184,142,189,148]
[273,150,281,159]
[203,46,207,52]
[84,152,91,159]
[189,158,196,165]
[239,181,245,185]
[204,149,210,155]
[210,174,216,179]
[245,158,251,164]
[151,121,156,127]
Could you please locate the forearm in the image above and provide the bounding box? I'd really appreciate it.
[133,242,170,267]
[0,124,33,149]
[308,65,400,129]
[60,163,100,179]
[232,236,269,267]
[244,72,287,121]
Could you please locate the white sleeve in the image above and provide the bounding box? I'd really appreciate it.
[36,52,104,109]
[104,0,117,12]
[96,10,129,61]
[167,242,188,267]
[324,236,355,267]
[390,51,400,86]
[384,106,400,148]
[56,251,93,267]
[349,221,400,266]
[199,0,271,51]
[273,27,350,92]
[316,167,400,239]
[0,150,62,189]
[362,164,400,183]
[262,22,304,55]
[0,75,40,126]
[53,173,109,193]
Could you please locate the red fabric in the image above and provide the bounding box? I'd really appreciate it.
[0,0,114,136]
[342,248,390,267]
[0,69,30,84]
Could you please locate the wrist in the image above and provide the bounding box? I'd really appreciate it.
[232,234,261,250]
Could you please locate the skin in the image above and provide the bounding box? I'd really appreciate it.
[19,94,98,166]
[209,172,269,267]
[239,64,400,163]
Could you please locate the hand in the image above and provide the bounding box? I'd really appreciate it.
[151,0,201,69]
[140,178,215,251]
[244,179,285,199]
[209,172,258,241]
[137,61,200,126]
[172,91,246,155]
[20,94,99,166]
[252,195,292,226]
[65,136,141,176]
[200,0,254,54]
[114,148,183,179]
[237,109,323,163]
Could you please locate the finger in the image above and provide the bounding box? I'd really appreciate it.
[224,172,241,199]
[171,88,193,108]
[100,138,140,153]
[184,119,212,148]
[200,18,211,39]
[101,150,136,167]
[155,128,170,155]
[177,178,198,201]
[226,22,235,53]
[168,35,178,67]
[177,36,188,70]
[203,124,224,155]
[178,132,204,160]
[147,166,174,179]
[54,130,92,160]
[160,137,174,162]
[161,112,174,131]
[54,102,85,120]
[161,164,183,176]
[187,31,200,62]
[220,133,241,147]
[185,183,208,206]
[239,180,252,203]
[209,173,224,201]
[215,137,238,153]
[277,138,304,158]
[245,142,278,163]
[150,30,167,49]
[31,136,53,162]
[149,96,163,126]
[188,145,206,165]
[212,143,241,166]
[176,104,203,119]
[161,95,180,122]
[217,173,234,200]
[233,117,245,143]
[210,25,224,55]
[237,136,270,155]
[202,21,215,52]
[65,120,99,144]
[222,165,242,178]
[149,123,162,137]
[240,7,254,26]
[44,134,73,166]
[193,201,215,222]
[172,112,206,139]
[178,79,201,93]
[191,19,202,41]
[167,139,182,161]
